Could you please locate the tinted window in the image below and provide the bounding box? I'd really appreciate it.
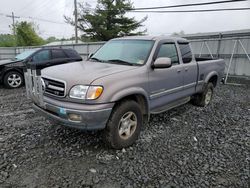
[15,49,37,60]
[178,43,192,63]
[32,50,50,62]
[52,49,67,59]
[64,49,79,58]
[157,43,179,65]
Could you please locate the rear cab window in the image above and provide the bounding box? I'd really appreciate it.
[178,42,193,63]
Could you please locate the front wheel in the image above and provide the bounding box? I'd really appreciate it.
[191,82,214,107]
[3,71,24,89]
[102,100,142,149]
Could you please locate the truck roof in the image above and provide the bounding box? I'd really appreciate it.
[112,35,188,43]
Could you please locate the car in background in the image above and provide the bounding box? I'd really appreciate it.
[0,48,82,88]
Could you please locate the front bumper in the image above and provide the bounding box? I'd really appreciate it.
[33,101,113,130]
[24,67,113,130]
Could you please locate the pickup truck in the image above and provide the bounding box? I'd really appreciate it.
[24,36,225,149]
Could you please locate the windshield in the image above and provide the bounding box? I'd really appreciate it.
[15,49,37,60]
[91,40,154,65]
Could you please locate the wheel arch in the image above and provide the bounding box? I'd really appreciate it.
[2,68,24,81]
[111,88,150,116]
[2,68,24,88]
[205,71,218,87]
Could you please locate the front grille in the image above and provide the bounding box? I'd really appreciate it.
[43,77,65,97]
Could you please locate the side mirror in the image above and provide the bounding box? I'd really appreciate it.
[23,58,32,65]
[152,57,172,69]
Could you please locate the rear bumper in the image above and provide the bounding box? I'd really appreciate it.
[33,102,113,130]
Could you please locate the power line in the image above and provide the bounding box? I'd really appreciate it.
[16,0,37,16]
[130,7,250,13]
[132,0,248,11]
[30,0,52,17]
[25,16,66,25]
[0,12,67,25]
[81,0,248,12]
[35,0,64,18]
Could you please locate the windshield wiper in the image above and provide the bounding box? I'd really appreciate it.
[89,57,103,62]
[107,59,134,66]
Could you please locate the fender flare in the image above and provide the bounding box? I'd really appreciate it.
[204,71,218,84]
[110,87,150,114]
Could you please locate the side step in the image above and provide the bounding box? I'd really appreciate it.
[151,97,190,114]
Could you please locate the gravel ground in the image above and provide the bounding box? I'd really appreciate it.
[0,83,249,188]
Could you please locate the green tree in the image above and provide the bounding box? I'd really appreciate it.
[65,0,147,41]
[171,30,185,37]
[46,36,58,43]
[15,21,44,46]
[0,34,16,47]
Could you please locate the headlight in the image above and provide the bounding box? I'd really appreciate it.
[69,85,103,100]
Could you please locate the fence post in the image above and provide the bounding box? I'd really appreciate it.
[216,33,222,58]
[225,40,237,83]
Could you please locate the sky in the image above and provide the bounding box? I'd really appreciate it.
[0,0,249,39]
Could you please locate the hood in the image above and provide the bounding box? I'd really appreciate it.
[0,59,21,66]
[41,61,138,89]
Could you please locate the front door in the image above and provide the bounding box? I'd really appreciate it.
[149,42,184,110]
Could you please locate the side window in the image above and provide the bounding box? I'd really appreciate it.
[52,49,67,59]
[32,50,50,62]
[178,43,192,63]
[156,43,179,65]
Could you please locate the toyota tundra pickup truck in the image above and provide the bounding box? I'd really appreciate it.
[24,36,225,149]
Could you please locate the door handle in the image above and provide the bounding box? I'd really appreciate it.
[185,68,188,72]
[177,69,181,73]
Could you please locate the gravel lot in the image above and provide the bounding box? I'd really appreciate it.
[0,83,249,188]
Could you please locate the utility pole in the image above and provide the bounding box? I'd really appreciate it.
[6,12,20,46]
[74,0,78,43]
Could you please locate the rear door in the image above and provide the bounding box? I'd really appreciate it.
[178,42,198,96]
[148,42,184,110]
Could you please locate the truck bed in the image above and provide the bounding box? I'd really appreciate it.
[195,56,214,61]
[196,58,225,92]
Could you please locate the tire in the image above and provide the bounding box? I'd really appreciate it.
[3,71,24,89]
[102,100,143,149]
[191,82,214,107]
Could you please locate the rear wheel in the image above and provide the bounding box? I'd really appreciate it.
[192,82,214,107]
[3,71,24,89]
[102,100,142,149]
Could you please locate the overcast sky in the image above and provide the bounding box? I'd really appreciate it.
[0,0,249,39]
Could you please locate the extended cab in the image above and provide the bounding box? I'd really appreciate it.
[24,36,225,149]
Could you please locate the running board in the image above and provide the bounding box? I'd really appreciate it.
[151,97,190,114]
